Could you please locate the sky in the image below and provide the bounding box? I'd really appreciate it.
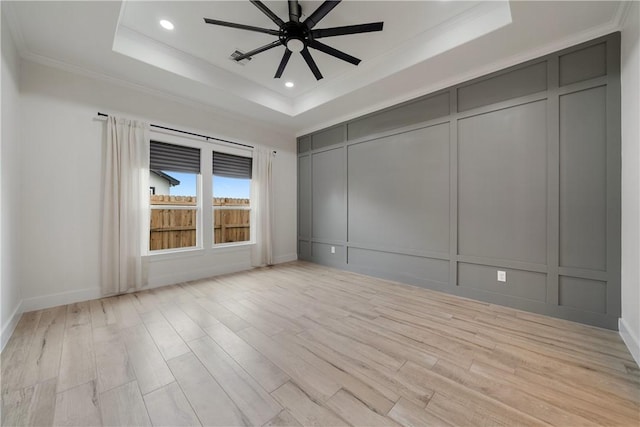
[162,171,250,199]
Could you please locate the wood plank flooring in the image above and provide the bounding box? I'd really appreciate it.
[2,261,639,426]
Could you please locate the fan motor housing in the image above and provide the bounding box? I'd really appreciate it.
[279,21,309,50]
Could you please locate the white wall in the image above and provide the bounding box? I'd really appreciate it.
[1,8,24,349]
[149,172,171,196]
[621,1,640,365]
[18,59,297,311]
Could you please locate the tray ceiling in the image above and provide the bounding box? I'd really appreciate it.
[4,1,628,134]
[113,1,510,115]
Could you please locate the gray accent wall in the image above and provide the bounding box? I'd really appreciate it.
[297,33,621,329]
[458,100,548,265]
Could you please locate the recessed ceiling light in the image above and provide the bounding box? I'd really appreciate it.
[160,20,174,31]
[285,81,295,88]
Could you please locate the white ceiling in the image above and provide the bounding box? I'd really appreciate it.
[118,1,483,97]
[4,1,629,135]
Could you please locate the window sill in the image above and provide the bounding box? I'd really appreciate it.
[147,247,205,262]
[212,241,255,250]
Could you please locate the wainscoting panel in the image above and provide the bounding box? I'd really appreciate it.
[559,86,608,271]
[457,61,548,112]
[311,147,346,242]
[347,92,450,141]
[458,100,548,265]
[348,123,450,253]
[297,155,311,240]
[559,42,607,86]
[559,276,607,314]
[458,262,547,303]
[348,247,449,288]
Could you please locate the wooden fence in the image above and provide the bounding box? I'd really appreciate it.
[149,195,250,250]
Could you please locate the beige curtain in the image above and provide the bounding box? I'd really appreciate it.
[250,147,274,266]
[101,116,150,295]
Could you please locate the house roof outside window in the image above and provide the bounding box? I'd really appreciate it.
[151,170,180,186]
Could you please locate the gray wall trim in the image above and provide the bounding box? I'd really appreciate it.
[348,263,449,290]
[449,88,459,289]
[546,54,561,306]
[307,237,347,246]
[348,242,450,261]
[301,239,452,261]
[454,94,549,123]
[343,139,349,265]
[605,32,622,317]
[344,118,452,150]
[557,76,609,95]
[297,32,621,330]
[558,267,609,282]
[456,255,548,274]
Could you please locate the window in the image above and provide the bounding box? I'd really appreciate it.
[212,151,252,245]
[149,141,201,252]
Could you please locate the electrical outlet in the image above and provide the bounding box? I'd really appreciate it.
[497,270,506,282]
[331,246,336,254]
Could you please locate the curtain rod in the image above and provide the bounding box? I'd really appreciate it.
[97,112,276,153]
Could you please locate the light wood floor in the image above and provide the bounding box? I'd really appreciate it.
[2,261,639,426]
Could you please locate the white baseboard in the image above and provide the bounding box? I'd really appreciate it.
[273,253,298,264]
[1,301,24,352]
[21,287,102,314]
[17,258,269,313]
[1,255,297,351]
[619,317,640,367]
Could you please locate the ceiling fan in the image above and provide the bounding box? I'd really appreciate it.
[203,0,383,80]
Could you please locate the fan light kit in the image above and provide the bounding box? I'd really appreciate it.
[203,0,383,80]
[160,19,174,31]
[286,38,305,53]
[285,81,295,88]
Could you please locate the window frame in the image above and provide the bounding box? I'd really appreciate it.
[146,131,255,257]
[212,148,253,248]
[149,177,203,254]
[147,134,203,255]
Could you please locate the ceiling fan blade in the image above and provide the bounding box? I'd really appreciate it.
[203,18,279,36]
[234,40,283,61]
[308,40,360,66]
[303,0,341,30]
[288,0,301,23]
[274,49,292,78]
[300,48,323,80]
[311,22,384,39]
[250,1,285,27]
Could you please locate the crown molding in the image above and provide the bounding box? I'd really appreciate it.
[617,0,636,29]
[2,1,27,53]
